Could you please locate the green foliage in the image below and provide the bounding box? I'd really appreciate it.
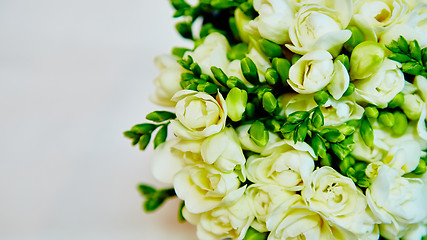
[258,39,282,58]
[249,120,269,147]
[360,116,374,147]
[138,184,176,212]
[241,57,260,85]
[244,227,268,240]
[386,36,427,77]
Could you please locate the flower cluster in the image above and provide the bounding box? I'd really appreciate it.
[125,0,427,239]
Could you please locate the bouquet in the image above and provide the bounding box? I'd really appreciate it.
[124,0,427,239]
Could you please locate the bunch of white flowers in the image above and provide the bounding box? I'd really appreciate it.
[125,0,427,239]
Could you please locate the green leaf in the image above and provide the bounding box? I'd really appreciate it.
[386,40,401,53]
[177,201,186,223]
[311,133,327,159]
[190,62,202,76]
[287,111,309,124]
[144,193,167,212]
[153,125,168,149]
[296,120,308,142]
[409,40,422,61]
[258,39,282,58]
[146,111,176,123]
[171,47,190,58]
[175,21,193,39]
[123,130,140,140]
[241,57,259,85]
[249,120,269,147]
[280,123,298,133]
[388,53,412,62]
[170,0,190,10]
[131,123,157,134]
[138,134,151,151]
[262,92,277,113]
[360,117,374,147]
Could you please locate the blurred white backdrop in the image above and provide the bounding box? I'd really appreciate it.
[0,0,197,239]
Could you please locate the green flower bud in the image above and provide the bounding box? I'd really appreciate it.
[227,76,247,90]
[320,153,333,167]
[265,68,279,86]
[138,134,151,150]
[413,159,427,175]
[344,26,365,52]
[280,123,297,134]
[342,83,355,97]
[211,66,228,86]
[287,111,309,124]
[314,90,329,106]
[258,39,282,58]
[131,123,157,134]
[388,53,412,62]
[262,91,277,113]
[397,36,409,53]
[153,125,168,149]
[332,143,350,160]
[350,41,386,79]
[175,21,193,39]
[360,117,374,147]
[365,105,379,119]
[311,107,324,128]
[311,134,327,159]
[244,227,268,240]
[378,111,395,128]
[170,0,190,10]
[335,54,350,71]
[401,94,424,120]
[422,48,427,67]
[392,111,408,136]
[296,121,308,142]
[388,92,404,108]
[241,57,259,85]
[245,102,256,119]
[146,111,176,122]
[347,119,361,128]
[226,88,248,122]
[402,62,423,75]
[190,62,201,76]
[272,58,291,86]
[227,43,248,61]
[291,54,302,65]
[338,125,356,136]
[357,177,371,188]
[321,128,345,143]
[171,47,190,58]
[339,156,355,174]
[249,120,269,147]
[197,82,219,94]
[265,119,281,132]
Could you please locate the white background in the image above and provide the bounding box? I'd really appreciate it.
[0,0,197,239]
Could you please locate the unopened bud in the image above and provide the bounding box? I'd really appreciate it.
[350,41,386,79]
[226,88,248,122]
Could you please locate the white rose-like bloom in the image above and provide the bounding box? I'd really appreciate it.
[201,127,246,180]
[366,165,427,239]
[171,90,227,140]
[281,93,364,126]
[183,195,254,240]
[150,54,185,106]
[267,195,358,240]
[402,223,427,240]
[288,50,334,94]
[286,3,352,56]
[174,163,245,214]
[246,0,295,44]
[245,140,316,190]
[152,138,203,184]
[302,167,379,239]
[380,3,427,48]
[353,0,410,40]
[236,124,281,153]
[246,184,295,232]
[353,59,405,108]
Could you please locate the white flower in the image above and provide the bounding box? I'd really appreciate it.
[151,138,203,184]
[266,195,358,240]
[302,167,379,239]
[171,90,227,140]
[352,0,410,40]
[380,3,427,48]
[182,195,254,240]
[281,93,364,126]
[174,163,245,214]
[353,59,405,108]
[401,93,425,120]
[187,32,230,76]
[286,3,352,56]
[201,127,246,179]
[287,50,334,94]
[246,0,295,44]
[150,54,185,106]
[245,140,316,190]
[236,124,281,153]
[366,165,427,239]
[246,184,295,232]
[401,223,427,240]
